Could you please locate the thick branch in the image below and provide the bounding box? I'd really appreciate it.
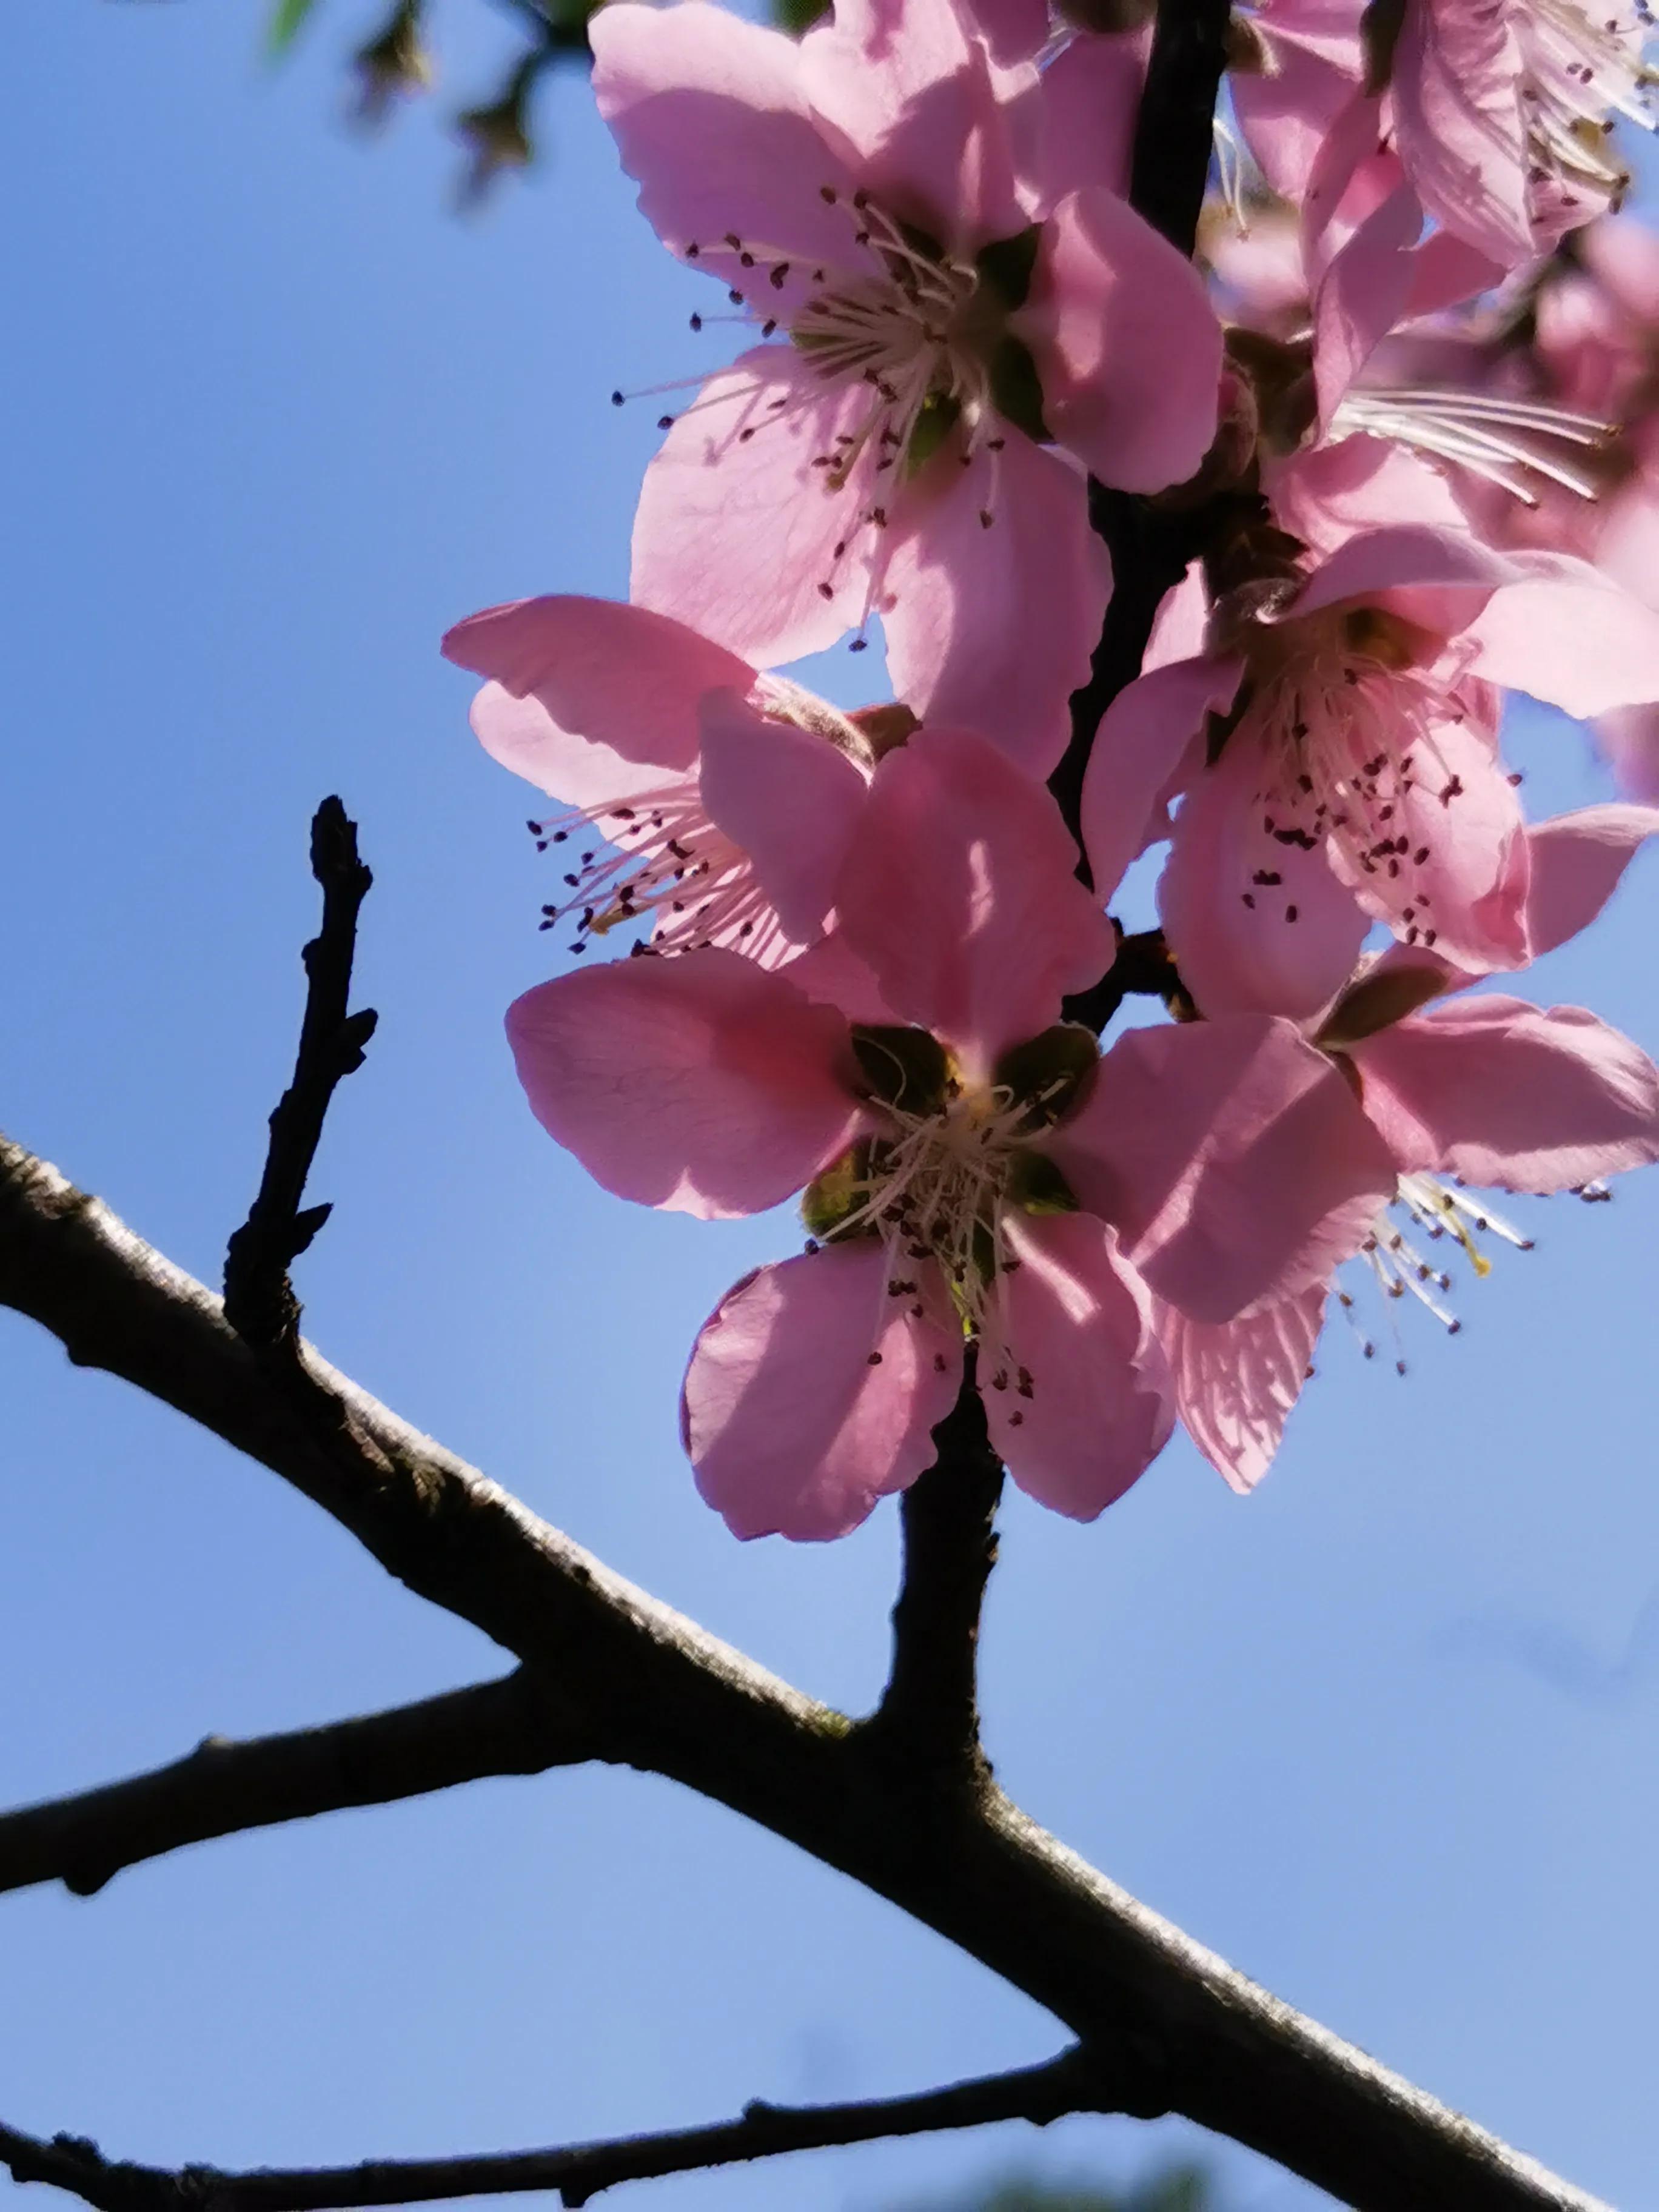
[223,797,376,1350]
[0,1130,1615,2211]
[0,1671,593,1902]
[865,1356,1004,1780]
[1128,0,1233,260]
[0,2048,1110,2212]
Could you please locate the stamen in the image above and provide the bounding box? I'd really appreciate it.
[1332,385,1615,503]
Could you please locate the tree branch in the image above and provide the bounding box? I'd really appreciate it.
[223,797,377,1352]
[0,1126,1618,2210]
[0,2048,1114,2212]
[1047,0,1235,860]
[864,1355,1005,1781]
[0,1671,594,1902]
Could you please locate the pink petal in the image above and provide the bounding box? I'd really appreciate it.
[800,0,1033,247]
[696,690,870,947]
[1158,728,1372,1022]
[964,0,1051,60]
[1050,1014,1396,1322]
[1401,227,1507,319]
[836,727,1113,1069]
[1583,214,1659,323]
[1390,0,1534,270]
[1027,30,1147,204]
[1234,21,1365,201]
[1312,181,1423,427]
[442,595,756,796]
[1144,561,1213,673]
[1597,706,1659,804]
[982,1213,1174,1520]
[1080,653,1245,904]
[683,1245,964,1540]
[1019,187,1223,494]
[881,432,1111,778]
[1332,708,1531,975]
[780,931,903,1024]
[1461,554,1659,717]
[1352,996,1659,1191]
[1524,803,1659,957]
[1288,523,1517,625]
[591,1,858,298]
[1159,1285,1327,1493]
[631,346,882,669]
[1267,437,1475,562]
[506,950,858,1219]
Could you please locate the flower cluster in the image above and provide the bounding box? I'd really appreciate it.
[446,0,1659,1535]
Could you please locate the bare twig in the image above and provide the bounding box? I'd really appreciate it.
[863,1356,1005,1781]
[223,797,376,1351]
[0,1128,1618,2211]
[0,1671,594,1902]
[0,2048,1113,2212]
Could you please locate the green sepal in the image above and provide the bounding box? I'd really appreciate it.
[851,1024,952,1114]
[1316,960,1448,1050]
[991,1024,1098,1131]
[974,227,1042,310]
[905,391,962,478]
[1006,1148,1082,1216]
[801,1142,875,1239]
[986,335,1049,443]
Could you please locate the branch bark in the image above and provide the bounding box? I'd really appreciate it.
[0,1671,594,1902]
[865,1355,1005,1782]
[0,2048,1112,2212]
[1046,0,1235,863]
[0,1127,1615,2212]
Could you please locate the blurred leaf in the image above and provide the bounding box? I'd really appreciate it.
[884,2167,1214,2212]
[773,0,832,29]
[266,0,321,58]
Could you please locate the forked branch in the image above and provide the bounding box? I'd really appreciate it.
[0,2048,1113,2212]
[0,1128,1616,2212]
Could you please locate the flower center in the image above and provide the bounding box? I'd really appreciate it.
[1231,607,1489,948]
[617,192,1042,633]
[803,1024,1094,1333]
[789,193,1005,497]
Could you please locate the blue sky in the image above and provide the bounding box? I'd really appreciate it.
[2,5,1657,2209]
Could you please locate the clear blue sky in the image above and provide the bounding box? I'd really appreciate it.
[2,6,1657,2209]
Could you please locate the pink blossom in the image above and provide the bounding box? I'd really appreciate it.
[443,594,874,964]
[1082,524,1659,1017]
[1161,804,1659,1489]
[506,726,1393,1536]
[1382,0,1652,271]
[592,0,1221,772]
[1228,0,1366,201]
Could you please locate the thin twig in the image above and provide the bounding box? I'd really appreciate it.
[0,2049,1113,2212]
[0,1672,594,1902]
[863,1355,1005,1782]
[223,798,376,1350]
